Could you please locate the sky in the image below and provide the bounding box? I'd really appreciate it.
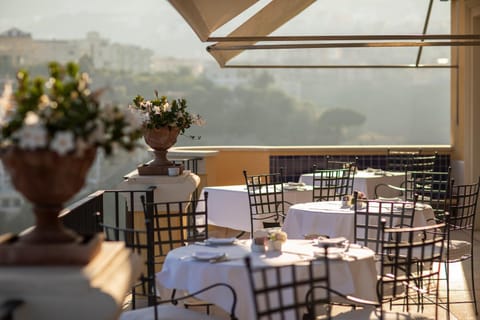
[0,0,207,59]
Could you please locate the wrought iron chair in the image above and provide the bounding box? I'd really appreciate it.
[375,166,451,212]
[375,220,447,319]
[100,215,158,312]
[403,168,452,221]
[385,149,421,172]
[408,153,437,172]
[141,192,213,314]
[244,248,334,320]
[353,191,418,255]
[441,177,480,318]
[325,155,358,170]
[311,165,355,202]
[243,169,287,236]
[101,207,238,320]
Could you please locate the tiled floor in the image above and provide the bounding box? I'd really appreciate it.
[124,230,480,319]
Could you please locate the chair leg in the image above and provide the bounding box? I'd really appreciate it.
[445,261,450,320]
[469,254,478,315]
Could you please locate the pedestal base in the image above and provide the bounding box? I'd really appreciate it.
[0,233,102,265]
[0,241,141,320]
[137,162,184,176]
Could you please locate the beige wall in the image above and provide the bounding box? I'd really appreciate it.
[451,0,480,185]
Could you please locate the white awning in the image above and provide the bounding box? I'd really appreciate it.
[167,0,258,41]
[167,0,479,69]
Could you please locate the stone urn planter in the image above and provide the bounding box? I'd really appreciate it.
[0,147,101,265]
[138,127,183,175]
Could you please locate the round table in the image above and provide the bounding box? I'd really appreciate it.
[156,239,377,320]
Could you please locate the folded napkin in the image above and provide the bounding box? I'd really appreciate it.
[317,237,347,247]
[205,237,237,245]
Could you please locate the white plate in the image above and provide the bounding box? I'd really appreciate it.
[205,237,237,245]
[191,251,226,261]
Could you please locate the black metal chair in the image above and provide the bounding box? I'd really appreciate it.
[312,165,355,202]
[441,177,480,318]
[325,155,358,170]
[404,168,452,221]
[385,149,422,172]
[353,191,418,255]
[142,193,213,314]
[100,215,158,313]
[376,220,446,319]
[143,193,209,268]
[386,149,419,172]
[374,167,451,213]
[243,169,287,236]
[244,248,334,320]
[101,206,238,320]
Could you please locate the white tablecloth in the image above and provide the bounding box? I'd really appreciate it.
[198,185,313,232]
[157,239,377,320]
[282,200,435,241]
[298,170,404,199]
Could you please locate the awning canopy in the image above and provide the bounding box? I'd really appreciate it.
[168,0,258,41]
[168,0,480,69]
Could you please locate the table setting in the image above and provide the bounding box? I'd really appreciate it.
[197,184,313,232]
[282,200,435,241]
[299,169,404,199]
[156,236,378,320]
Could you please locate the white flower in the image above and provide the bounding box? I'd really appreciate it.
[50,131,75,155]
[0,83,15,121]
[17,124,48,149]
[192,114,206,126]
[24,111,41,125]
[153,105,162,114]
[162,102,171,112]
[124,108,144,130]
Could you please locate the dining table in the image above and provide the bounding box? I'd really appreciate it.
[197,184,313,233]
[298,169,405,199]
[281,200,436,241]
[156,239,378,320]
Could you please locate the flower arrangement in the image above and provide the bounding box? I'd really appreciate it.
[268,230,288,243]
[0,61,143,156]
[130,90,204,135]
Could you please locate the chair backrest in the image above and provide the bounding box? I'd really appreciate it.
[312,165,355,202]
[447,176,480,232]
[404,167,452,220]
[243,169,286,236]
[100,216,158,310]
[353,192,417,254]
[378,220,446,319]
[386,149,421,172]
[409,153,437,172]
[142,193,209,266]
[325,155,358,170]
[244,250,331,320]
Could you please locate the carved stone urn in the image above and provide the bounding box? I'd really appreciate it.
[138,127,183,175]
[0,147,101,265]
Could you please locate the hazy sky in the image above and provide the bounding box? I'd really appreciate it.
[0,0,450,62]
[0,0,206,59]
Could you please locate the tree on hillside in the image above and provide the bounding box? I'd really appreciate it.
[318,108,366,144]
